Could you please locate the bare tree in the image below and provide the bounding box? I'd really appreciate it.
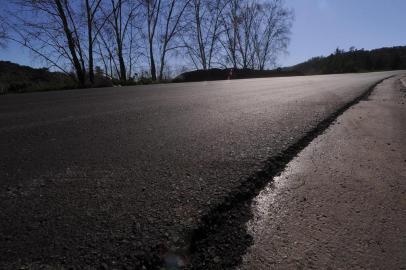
[236,0,257,69]
[0,16,7,48]
[183,0,227,70]
[55,0,87,85]
[8,0,87,86]
[251,0,293,70]
[157,0,190,80]
[142,0,161,81]
[217,0,292,70]
[96,0,142,82]
[127,15,143,80]
[219,0,241,68]
[104,0,128,82]
[142,0,190,81]
[85,0,103,84]
[4,0,292,85]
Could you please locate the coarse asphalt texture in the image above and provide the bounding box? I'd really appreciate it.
[0,71,403,268]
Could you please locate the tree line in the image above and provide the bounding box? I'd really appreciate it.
[1,0,293,87]
[293,46,406,75]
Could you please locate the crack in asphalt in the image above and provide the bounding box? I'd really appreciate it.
[183,76,394,270]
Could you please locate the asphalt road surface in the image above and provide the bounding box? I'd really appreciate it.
[0,71,402,269]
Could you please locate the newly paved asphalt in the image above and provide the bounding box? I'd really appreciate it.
[0,71,402,268]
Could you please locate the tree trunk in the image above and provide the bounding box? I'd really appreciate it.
[195,0,206,70]
[85,0,94,84]
[55,0,86,86]
[158,47,166,81]
[117,45,127,82]
[150,43,157,81]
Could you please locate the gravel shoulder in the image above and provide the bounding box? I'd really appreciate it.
[241,75,406,269]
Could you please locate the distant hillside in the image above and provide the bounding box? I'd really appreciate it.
[0,61,77,94]
[292,46,406,75]
[174,46,406,83]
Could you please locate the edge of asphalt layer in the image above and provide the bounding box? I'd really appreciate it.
[182,75,396,269]
[131,75,395,269]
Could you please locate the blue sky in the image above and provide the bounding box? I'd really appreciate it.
[280,0,406,66]
[0,0,405,68]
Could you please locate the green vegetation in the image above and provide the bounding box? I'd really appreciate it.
[0,61,77,94]
[0,61,115,94]
[292,46,406,75]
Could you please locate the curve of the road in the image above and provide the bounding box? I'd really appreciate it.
[0,71,403,268]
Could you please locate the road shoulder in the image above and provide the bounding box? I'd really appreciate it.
[241,75,406,269]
